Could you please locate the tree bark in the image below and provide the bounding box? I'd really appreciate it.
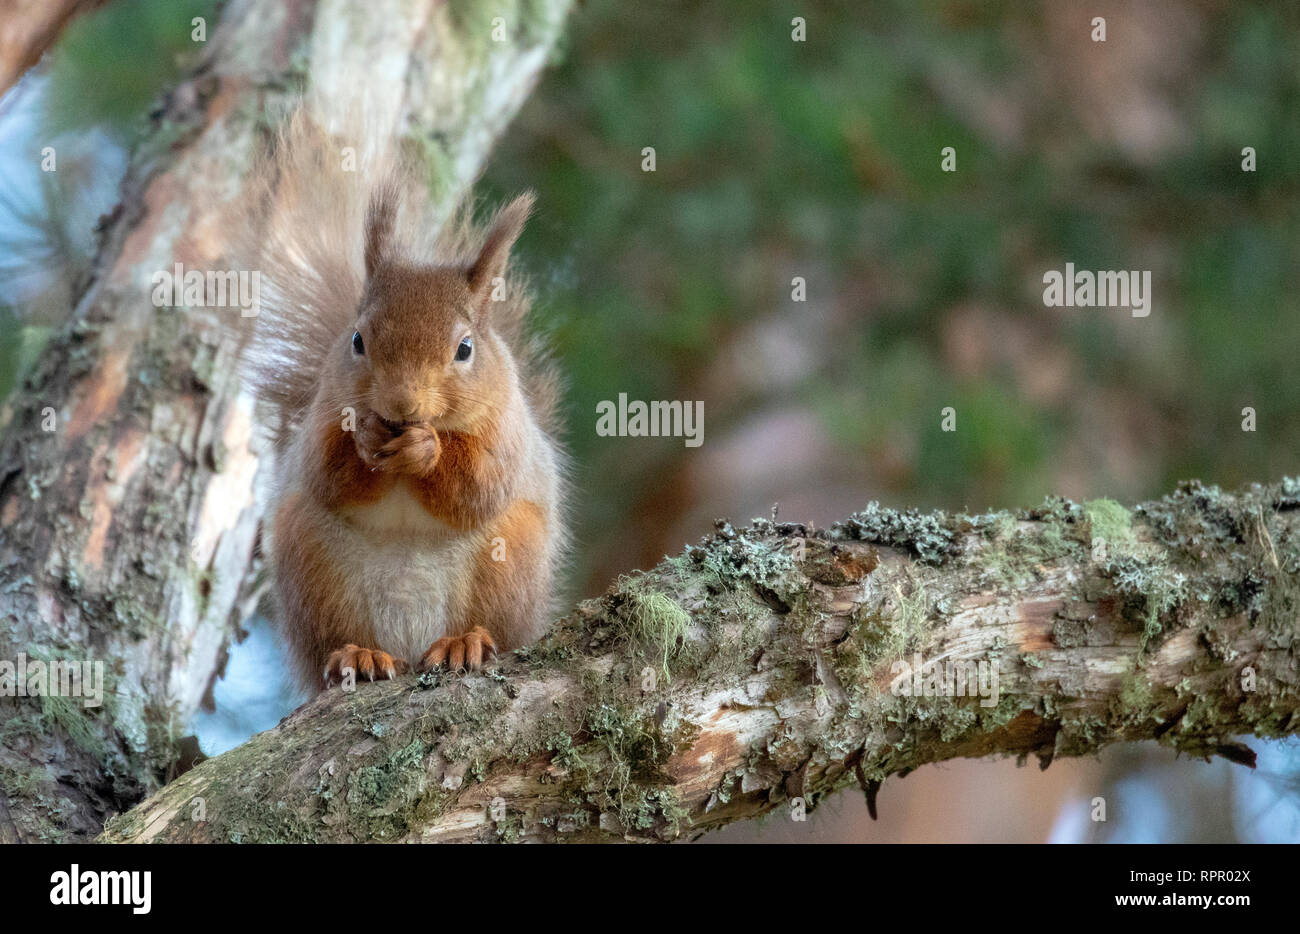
[0,0,571,842]
[0,0,107,96]
[100,479,1300,843]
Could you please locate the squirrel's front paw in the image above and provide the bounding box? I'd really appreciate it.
[357,415,439,474]
[419,626,497,672]
[355,412,395,468]
[324,644,408,685]
[377,423,440,474]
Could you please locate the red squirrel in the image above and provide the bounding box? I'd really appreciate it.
[240,112,566,691]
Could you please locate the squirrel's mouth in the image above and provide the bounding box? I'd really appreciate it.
[375,401,447,434]
[379,417,424,434]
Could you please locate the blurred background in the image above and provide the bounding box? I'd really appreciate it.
[1,0,1297,842]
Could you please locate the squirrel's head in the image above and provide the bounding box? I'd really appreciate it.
[347,192,533,432]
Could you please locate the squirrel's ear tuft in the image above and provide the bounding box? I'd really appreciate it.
[466,192,534,298]
[364,188,396,280]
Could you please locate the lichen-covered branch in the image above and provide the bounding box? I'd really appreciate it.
[0,0,572,841]
[101,479,1300,843]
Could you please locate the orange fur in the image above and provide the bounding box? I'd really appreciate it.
[305,409,396,509]
[407,429,514,530]
[274,493,384,687]
[466,498,550,647]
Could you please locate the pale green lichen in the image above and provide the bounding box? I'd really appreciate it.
[1107,556,1190,651]
[976,513,1080,586]
[834,502,960,564]
[893,581,931,638]
[622,591,689,681]
[1084,498,1137,553]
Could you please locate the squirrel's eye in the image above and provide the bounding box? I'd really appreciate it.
[455,336,473,362]
[352,330,365,355]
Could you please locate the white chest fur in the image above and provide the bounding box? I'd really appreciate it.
[341,482,453,537]
[331,484,485,660]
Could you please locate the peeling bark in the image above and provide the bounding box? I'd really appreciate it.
[0,0,572,842]
[101,479,1300,843]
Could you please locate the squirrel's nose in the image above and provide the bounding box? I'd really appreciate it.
[380,392,420,422]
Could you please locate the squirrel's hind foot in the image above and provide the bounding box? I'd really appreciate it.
[324,644,408,686]
[419,626,497,672]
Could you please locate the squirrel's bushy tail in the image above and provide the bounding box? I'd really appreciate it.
[234,107,561,445]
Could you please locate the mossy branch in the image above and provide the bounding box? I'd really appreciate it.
[101,478,1300,843]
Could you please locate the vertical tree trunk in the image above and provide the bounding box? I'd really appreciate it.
[0,0,571,842]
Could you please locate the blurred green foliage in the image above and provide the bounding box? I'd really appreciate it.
[480,0,1300,557]
[3,0,1297,581]
[43,0,219,140]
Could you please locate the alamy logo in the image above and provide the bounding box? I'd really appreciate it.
[50,864,151,914]
[890,652,999,707]
[1042,263,1151,317]
[150,262,262,317]
[596,393,704,448]
[0,653,103,708]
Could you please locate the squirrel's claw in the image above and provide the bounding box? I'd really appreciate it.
[324,644,408,686]
[419,626,497,672]
[357,420,440,475]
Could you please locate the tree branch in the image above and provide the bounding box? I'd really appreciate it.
[102,478,1300,843]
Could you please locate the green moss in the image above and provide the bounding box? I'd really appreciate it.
[527,686,701,837]
[622,590,689,680]
[1056,714,1109,757]
[979,693,1028,730]
[1084,498,1137,553]
[39,691,108,762]
[580,702,665,791]
[100,478,1300,843]
[225,800,321,844]
[977,513,1080,586]
[629,788,689,836]
[546,731,584,772]
[937,703,980,741]
[0,762,70,842]
[494,811,525,843]
[17,647,128,771]
[1113,668,1159,726]
[447,0,568,61]
[349,738,426,810]
[893,581,931,637]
